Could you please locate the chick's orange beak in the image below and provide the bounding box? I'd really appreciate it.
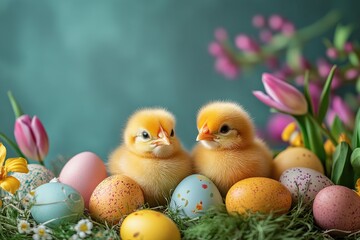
[196,124,214,141]
[152,126,171,146]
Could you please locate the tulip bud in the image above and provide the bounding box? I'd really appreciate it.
[253,73,308,115]
[14,115,49,163]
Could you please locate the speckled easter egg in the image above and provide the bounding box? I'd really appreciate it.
[120,210,181,240]
[59,152,108,208]
[89,175,144,225]
[272,147,324,180]
[280,167,333,204]
[313,185,360,233]
[31,182,84,227]
[169,174,223,218]
[11,164,54,198]
[226,177,292,215]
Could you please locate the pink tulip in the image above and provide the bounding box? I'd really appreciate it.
[259,29,273,43]
[253,73,308,115]
[266,113,294,142]
[14,115,49,162]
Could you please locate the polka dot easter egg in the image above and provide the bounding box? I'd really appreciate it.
[280,167,333,204]
[169,174,223,218]
[11,164,54,199]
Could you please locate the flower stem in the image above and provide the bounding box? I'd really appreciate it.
[0,133,26,160]
[306,114,337,145]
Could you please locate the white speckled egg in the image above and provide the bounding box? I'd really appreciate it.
[169,174,223,218]
[279,167,333,204]
[11,164,55,199]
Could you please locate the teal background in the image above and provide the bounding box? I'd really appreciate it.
[0,0,359,173]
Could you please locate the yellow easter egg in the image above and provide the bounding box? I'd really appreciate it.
[120,209,181,240]
[89,175,144,225]
[226,177,292,215]
[272,147,324,180]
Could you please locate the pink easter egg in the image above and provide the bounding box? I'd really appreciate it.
[59,152,108,208]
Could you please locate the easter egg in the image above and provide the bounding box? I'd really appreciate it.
[313,185,360,233]
[226,177,292,215]
[11,164,54,199]
[31,182,84,226]
[272,147,324,180]
[279,167,333,204]
[169,174,223,218]
[120,209,181,240]
[59,152,107,208]
[89,175,144,224]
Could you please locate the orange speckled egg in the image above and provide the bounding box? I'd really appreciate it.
[272,147,324,180]
[89,175,144,225]
[226,177,292,215]
[120,210,181,240]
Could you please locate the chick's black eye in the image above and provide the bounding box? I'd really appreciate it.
[220,125,230,134]
[141,131,150,139]
[170,129,175,137]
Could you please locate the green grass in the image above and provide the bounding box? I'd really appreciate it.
[1,192,360,240]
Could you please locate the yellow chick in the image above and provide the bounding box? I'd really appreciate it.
[192,101,273,197]
[107,108,192,206]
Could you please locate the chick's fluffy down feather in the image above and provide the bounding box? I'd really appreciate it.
[192,101,272,197]
[108,108,192,206]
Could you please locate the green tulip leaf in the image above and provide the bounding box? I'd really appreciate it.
[330,116,346,140]
[317,65,336,123]
[7,91,24,119]
[351,148,360,182]
[334,24,353,50]
[303,71,314,116]
[305,116,326,169]
[352,108,360,148]
[294,115,310,150]
[331,142,354,188]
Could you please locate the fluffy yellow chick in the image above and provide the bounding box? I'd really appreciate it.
[108,108,192,206]
[192,101,273,197]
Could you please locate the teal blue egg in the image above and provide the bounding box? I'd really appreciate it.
[31,182,84,226]
[170,174,223,218]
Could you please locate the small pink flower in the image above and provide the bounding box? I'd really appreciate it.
[214,28,228,42]
[208,42,225,57]
[266,56,279,70]
[266,113,294,142]
[259,29,273,43]
[281,22,295,36]
[253,73,308,115]
[326,47,338,59]
[345,68,359,80]
[327,96,355,129]
[317,59,332,78]
[235,34,260,53]
[269,14,285,31]
[215,57,239,79]
[252,15,266,28]
[14,115,49,162]
[344,42,354,53]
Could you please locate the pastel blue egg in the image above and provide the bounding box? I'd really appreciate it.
[31,182,84,226]
[170,174,223,218]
